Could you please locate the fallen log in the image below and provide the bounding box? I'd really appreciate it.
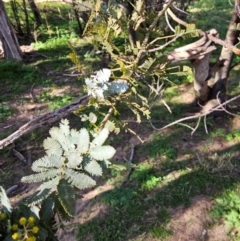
[0,95,89,149]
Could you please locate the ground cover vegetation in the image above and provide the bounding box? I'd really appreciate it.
[0,0,240,240]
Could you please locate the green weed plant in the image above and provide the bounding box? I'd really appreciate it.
[211,185,240,239]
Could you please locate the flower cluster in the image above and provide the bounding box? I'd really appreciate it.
[11,216,39,241]
[85,68,111,101]
[0,212,7,220]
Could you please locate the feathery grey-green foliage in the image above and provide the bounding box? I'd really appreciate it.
[21,119,116,208]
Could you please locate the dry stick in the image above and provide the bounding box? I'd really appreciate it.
[99,105,115,131]
[149,94,240,133]
[0,95,89,149]
[12,148,27,164]
[6,185,19,195]
[145,32,185,53]
[120,144,135,187]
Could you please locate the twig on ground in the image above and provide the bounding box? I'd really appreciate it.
[30,84,36,99]
[12,148,27,164]
[6,185,19,195]
[120,144,135,187]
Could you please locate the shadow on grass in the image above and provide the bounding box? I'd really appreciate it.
[76,127,240,241]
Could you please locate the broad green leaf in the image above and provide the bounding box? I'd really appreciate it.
[58,179,76,217]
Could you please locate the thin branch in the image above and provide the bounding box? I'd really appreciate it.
[99,105,115,130]
[147,34,176,47]
[146,33,185,53]
[156,94,240,132]
[142,0,175,47]
[165,11,175,33]
[207,31,240,55]
[172,4,189,15]
[135,0,175,64]
[166,7,188,27]
[191,117,201,136]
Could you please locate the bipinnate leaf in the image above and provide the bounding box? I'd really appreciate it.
[90,146,116,161]
[65,150,83,168]
[30,205,40,219]
[91,128,109,147]
[43,138,62,156]
[108,80,129,94]
[59,119,70,136]
[24,189,53,206]
[77,128,89,154]
[84,159,102,176]
[49,127,64,141]
[32,154,64,172]
[64,169,96,189]
[21,169,62,183]
[70,128,81,144]
[57,179,76,217]
[0,186,12,213]
[39,198,55,221]
[24,177,59,206]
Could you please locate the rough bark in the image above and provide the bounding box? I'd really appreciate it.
[0,0,22,60]
[210,12,240,101]
[28,0,43,28]
[10,0,24,35]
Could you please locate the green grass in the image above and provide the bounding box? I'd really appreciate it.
[211,184,240,239]
[1,1,240,241]
[77,157,238,241]
[0,104,14,121]
[226,130,240,142]
[138,131,178,160]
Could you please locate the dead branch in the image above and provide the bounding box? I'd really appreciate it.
[151,94,240,132]
[0,95,89,149]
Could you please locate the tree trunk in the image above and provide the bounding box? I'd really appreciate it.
[28,0,43,28]
[10,0,24,35]
[210,11,240,102]
[0,0,22,60]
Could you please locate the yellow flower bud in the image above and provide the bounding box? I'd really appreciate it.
[11,224,18,231]
[0,212,7,220]
[32,226,39,234]
[28,216,35,224]
[11,232,19,240]
[26,236,36,241]
[19,217,27,225]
